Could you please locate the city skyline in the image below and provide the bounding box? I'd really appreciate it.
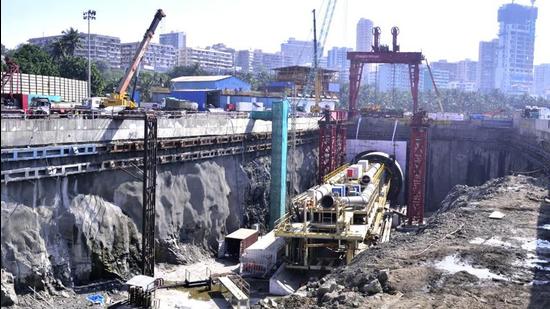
[1,0,549,65]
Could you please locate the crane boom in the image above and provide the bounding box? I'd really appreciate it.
[103,9,165,109]
[117,9,165,94]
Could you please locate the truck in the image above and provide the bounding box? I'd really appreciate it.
[27,96,86,116]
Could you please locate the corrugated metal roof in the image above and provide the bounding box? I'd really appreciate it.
[171,75,232,83]
[226,228,258,240]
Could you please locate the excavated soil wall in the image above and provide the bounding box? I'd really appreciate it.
[0,143,318,288]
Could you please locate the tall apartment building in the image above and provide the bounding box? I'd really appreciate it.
[327,47,352,83]
[356,18,374,83]
[253,50,291,72]
[495,3,538,95]
[356,18,374,52]
[280,38,314,66]
[477,39,499,93]
[235,50,254,72]
[179,47,233,72]
[28,33,122,68]
[121,42,176,72]
[430,60,458,82]
[376,64,411,92]
[533,64,550,99]
[456,59,477,83]
[159,31,186,50]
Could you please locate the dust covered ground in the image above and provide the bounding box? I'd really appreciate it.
[270,175,550,309]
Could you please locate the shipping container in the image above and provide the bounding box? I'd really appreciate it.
[225,228,259,259]
[240,231,285,278]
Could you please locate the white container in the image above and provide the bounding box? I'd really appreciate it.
[346,164,362,180]
[357,160,369,172]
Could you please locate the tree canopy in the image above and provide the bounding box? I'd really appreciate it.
[11,44,59,76]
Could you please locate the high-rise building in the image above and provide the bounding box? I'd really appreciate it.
[495,3,538,95]
[376,64,411,92]
[477,39,499,93]
[533,64,550,99]
[235,50,254,72]
[422,66,450,91]
[280,37,314,66]
[253,50,291,72]
[159,31,186,50]
[356,18,374,52]
[28,33,122,68]
[456,59,478,83]
[178,47,233,73]
[356,19,374,83]
[121,42,176,72]
[430,60,458,82]
[327,47,352,83]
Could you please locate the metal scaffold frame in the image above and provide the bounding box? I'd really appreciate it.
[142,114,157,276]
[318,109,347,183]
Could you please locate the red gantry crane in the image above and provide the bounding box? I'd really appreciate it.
[347,27,428,224]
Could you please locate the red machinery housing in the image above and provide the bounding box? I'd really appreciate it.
[346,27,428,224]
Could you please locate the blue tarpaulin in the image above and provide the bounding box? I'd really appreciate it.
[86,294,105,305]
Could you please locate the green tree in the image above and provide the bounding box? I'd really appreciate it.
[1,43,6,56]
[167,63,209,78]
[49,27,82,60]
[58,56,104,96]
[11,44,59,76]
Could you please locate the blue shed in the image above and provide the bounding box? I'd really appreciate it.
[171,75,251,92]
[170,89,221,111]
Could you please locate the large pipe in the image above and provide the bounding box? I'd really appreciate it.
[308,184,332,204]
[359,163,382,185]
[340,180,378,207]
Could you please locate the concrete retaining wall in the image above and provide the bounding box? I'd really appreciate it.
[1,115,320,147]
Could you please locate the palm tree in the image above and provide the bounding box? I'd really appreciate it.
[50,40,67,60]
[60,27,82,57]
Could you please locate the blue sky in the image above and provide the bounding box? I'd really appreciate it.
[1,0,548,64]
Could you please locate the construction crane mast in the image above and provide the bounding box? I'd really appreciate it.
[103,9,166,109]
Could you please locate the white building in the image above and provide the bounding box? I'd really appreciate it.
[159,31,186,50]
[121,42,176,72]
[477,39,499,93]
[327,47,352,83]
[280,37,314,66]
[29,33,122,68]
[495,3,538,95]
[179,47,233,72]
[356,18,374,52]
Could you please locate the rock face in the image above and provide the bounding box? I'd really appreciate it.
[0,144,318,288]
[1,270,18,306]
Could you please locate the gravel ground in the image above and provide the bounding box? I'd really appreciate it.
[267,175,550,309]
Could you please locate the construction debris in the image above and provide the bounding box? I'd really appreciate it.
[272,175,550,308]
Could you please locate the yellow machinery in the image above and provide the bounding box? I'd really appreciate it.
[102,9,166,109]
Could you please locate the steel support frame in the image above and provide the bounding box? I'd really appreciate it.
[407,118,428,224]
[347,51,427,224]
[142,115,157,276]
[318,123,337,183]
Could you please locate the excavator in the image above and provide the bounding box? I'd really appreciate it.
[101,9,166,110]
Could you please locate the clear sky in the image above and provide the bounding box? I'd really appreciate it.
[1,0,548,64]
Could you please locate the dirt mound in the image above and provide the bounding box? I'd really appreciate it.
[282,175,550,308]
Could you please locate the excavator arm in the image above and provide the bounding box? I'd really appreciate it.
[103,9,166,109]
